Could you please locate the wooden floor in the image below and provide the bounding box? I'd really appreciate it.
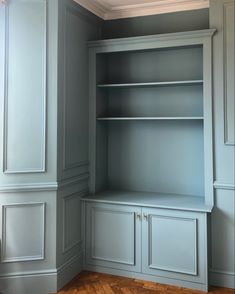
[58,271,234,294]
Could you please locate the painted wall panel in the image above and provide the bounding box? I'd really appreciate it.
[210,0,235,288]
[0,0,58,185]
[56,1,102,291]
[0,1,58,292]
[57,0,101,181]
[63,192,81,253]
[0,191,57,275]
[1,203,45,263]
[56,182,88,290]
[0,191,57,294]
[210,0,235,184]
[211,190,235,282]
[223,2,235,145]
[3,0,47,173]
[63,7,89,170]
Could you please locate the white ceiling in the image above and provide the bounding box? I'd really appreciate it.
[73,0,209,20]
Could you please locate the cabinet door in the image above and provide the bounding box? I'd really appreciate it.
[142,208,208,285]
[86,202,141,272]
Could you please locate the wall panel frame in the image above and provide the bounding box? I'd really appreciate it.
[1,202,46,263]
[3,0,47,173]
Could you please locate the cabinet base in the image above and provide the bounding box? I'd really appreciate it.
[83,264,209,292]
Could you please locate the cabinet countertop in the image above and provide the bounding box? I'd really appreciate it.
[82,190,213,213]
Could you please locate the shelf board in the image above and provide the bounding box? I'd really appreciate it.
[82,190,213,213]
[97,80,203,88]
[97,117,204,121]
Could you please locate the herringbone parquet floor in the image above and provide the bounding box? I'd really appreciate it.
[58,271,234,294]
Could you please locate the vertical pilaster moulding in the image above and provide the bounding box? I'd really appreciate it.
[88,48,97,193]
[222,1,235,146]
[203,36,214,206]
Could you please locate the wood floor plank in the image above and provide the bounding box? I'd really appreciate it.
[57,271,234,294]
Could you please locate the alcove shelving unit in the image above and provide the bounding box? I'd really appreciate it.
[83,29,216,291]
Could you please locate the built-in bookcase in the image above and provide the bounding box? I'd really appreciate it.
[88,30,215,210]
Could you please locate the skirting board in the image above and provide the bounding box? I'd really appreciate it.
[0,271,57,294]
[210,270,235,289]
[0,254,82,294]
[83,265,208,292]
[57,253,83,290]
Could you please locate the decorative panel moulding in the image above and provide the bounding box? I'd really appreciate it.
[1,203,45,263]
[213,181,235,190]
[58,173,90,190]
[3,0,47,173]
[223,1,235,145]
[62,192,83,253]
[62,6,89,172]
[0,182,58,193]
[73,0,209,20]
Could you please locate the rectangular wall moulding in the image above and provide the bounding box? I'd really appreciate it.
[3,0,47,173]
[63,192,82,253]
[1,202,45,263]
[62,6,91,172]
[223,1,235,145]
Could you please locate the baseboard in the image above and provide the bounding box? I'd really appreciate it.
[0,253,83,294]
[83,264,208,292]
[0,270,57,294]
[210,269,235,289]
[57,253,83,291]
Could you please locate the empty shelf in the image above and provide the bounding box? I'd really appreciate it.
[97,80,203,88]
[97,117,204,121]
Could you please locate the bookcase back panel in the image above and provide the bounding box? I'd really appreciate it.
[97,46,203,84]
[100,85,203,117]
[104,121,205,196]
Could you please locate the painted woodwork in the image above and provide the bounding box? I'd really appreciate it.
[210,0,235,288]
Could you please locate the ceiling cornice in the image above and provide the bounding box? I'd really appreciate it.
[73,0,209,20]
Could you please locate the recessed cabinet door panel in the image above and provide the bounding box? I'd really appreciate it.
[86,203,141,272]
[149,215,197,274]
[142,208,207,284]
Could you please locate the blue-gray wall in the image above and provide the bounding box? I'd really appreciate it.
[0,1,102,293]
[0,1,59,293]
[209,0,235,288]
[56,0,102,290]
[101,8,209,39]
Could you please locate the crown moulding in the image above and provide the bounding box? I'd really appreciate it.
[73,0,209,20]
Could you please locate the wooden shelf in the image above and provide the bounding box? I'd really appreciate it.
[82,190,213,213]
[97,116,204,121]
[97,80,203,88]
